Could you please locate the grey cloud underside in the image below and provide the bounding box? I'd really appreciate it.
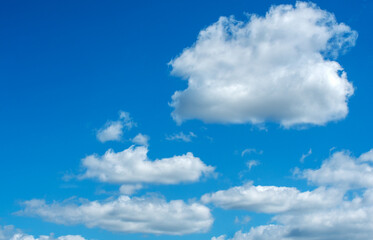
[209,149,373,240]
[170,2,357,127]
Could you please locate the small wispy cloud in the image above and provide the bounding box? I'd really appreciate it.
[96,121,123,142]
[119,184,143,195]
[132,133,149,146]
[246,160,260,170]
[300,148,312,163]
[166,132,197,142]
[234,216,251,225]
[119,111,136,129]
[241,148,263,157]
[96,111,136,143]
[329,146,337,155]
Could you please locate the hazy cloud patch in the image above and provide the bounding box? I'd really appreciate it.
[166,132,197,142]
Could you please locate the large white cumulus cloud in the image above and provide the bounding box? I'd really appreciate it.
[19,195,213,235]
[170,2,357,127]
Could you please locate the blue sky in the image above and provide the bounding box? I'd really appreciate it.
[1,0,373,239]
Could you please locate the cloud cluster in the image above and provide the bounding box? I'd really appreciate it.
[13,2,363,239]
[210,149,373,240]
[80,145,215,184]
[96,111,135,142]
[21,110,216,236]
[0,225,86,240]
[19,195,213,235]
[170,2,357,127]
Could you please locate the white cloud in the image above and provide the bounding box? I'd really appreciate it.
[234,216,251,225]
[119,184,143,195]
[0,225,86,240]
[210,149,373,240]
[166,132,197,142]
[19,195,213,235]
[212,235,227,240]
[213,226,288,240]
[96,111,135,143]
[202,183,341,213]
[11,235,86,240]
[80,145,215,184]
[131,133,149,146]
[246,160,260,170]
[119,111,136,129]
[359,149,373,162]
[169,2,356,127]
[300,148,312,163]
[241,149,262,157]
[221,196,373,240]
[96,121,123,142]
[301,150,373,189]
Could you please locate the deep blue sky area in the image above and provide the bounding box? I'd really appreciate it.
[0,1,372,240]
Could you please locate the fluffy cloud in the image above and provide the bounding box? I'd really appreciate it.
[202,184,341,213]
[359,149,373,162]
[210,149,373,240]
[80,145,215,184]
[131,133,149,146]
[96,111,135,142]
[19,195,213,235]
[301,150,373,189]
[170,2,357,127]
[0,225,86,240]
